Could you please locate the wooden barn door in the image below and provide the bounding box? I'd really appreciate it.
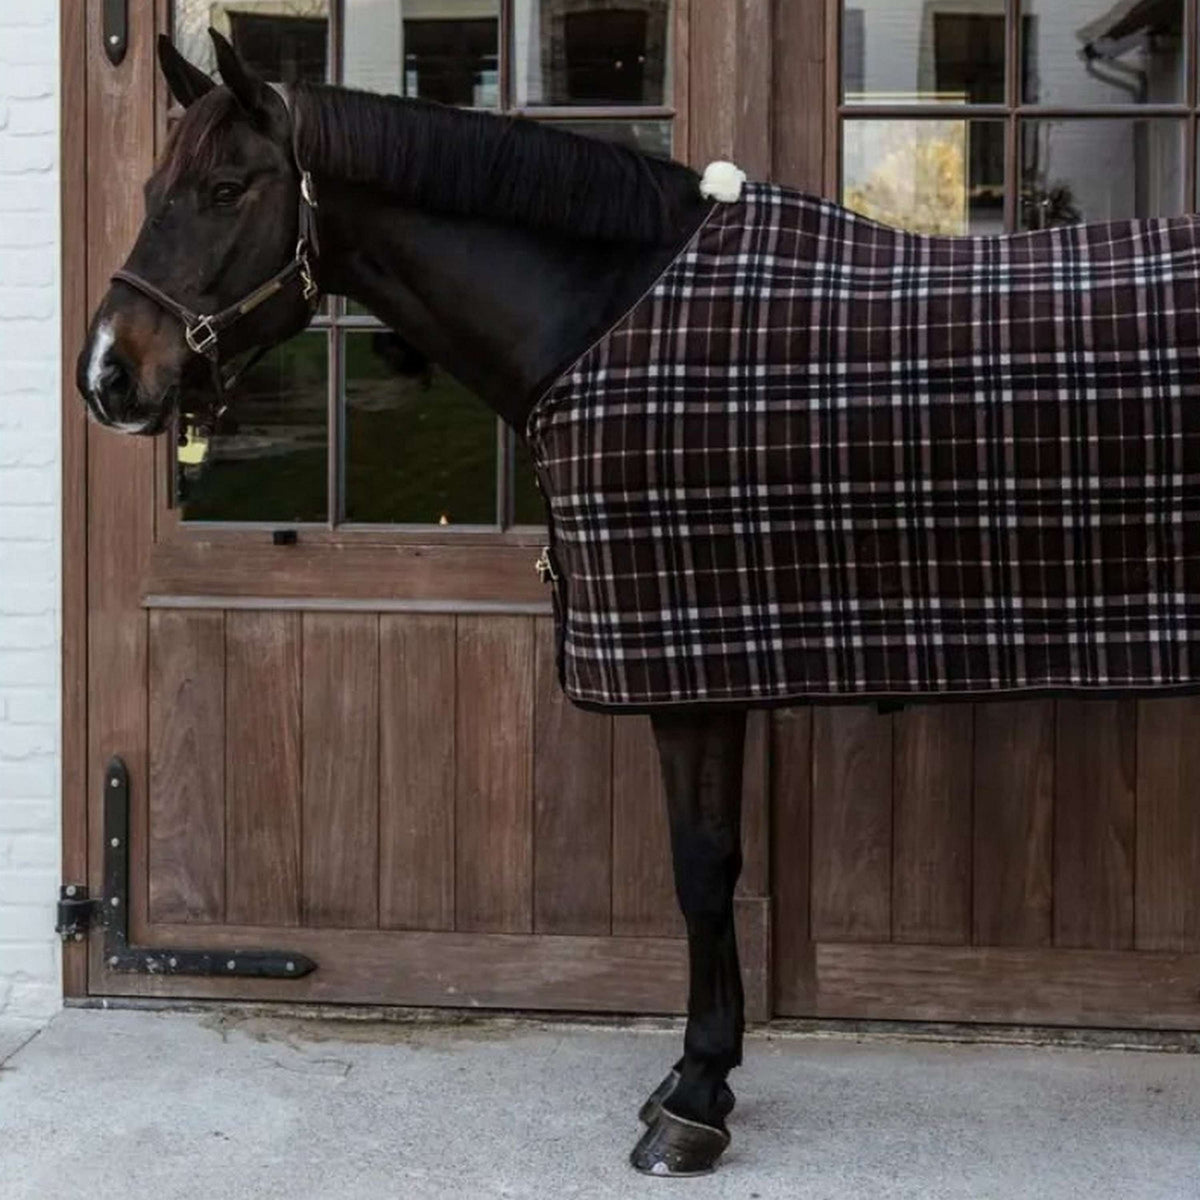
[764,0,1200,1033]
[62,0,771,1016]
[772,700,1200,1030]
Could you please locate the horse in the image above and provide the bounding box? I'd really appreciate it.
[79,27,1200,1178]
[80,30,741,1177]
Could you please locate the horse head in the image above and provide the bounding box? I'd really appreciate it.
[77,31,314,435]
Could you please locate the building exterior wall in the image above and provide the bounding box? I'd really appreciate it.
[0,0,60,1024]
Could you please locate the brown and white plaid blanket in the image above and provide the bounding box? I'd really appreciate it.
[528,183,1200,709]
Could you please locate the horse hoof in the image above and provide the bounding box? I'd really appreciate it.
[638,1069,680,1126]
[630,1109,730,1177]
[639,1071,736,1127]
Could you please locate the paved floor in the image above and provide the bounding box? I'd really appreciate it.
[1,1008,1198,1199]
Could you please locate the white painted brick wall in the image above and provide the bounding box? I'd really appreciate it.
[0,0,60,1024]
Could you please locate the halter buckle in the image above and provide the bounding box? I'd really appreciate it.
[297,242,319,302]
[186,316,218,356]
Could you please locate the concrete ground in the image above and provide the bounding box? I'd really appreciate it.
[1,1008,1198,1200]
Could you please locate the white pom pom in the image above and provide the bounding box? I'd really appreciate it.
[699,161,747,203]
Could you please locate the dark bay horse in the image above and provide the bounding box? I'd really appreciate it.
[79,30,744,1176]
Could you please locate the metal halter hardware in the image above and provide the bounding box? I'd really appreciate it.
[110,164,322,423]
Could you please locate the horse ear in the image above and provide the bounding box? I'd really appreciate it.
[208,28,288,137]
[209,28,262,109]
[157,35,215,108]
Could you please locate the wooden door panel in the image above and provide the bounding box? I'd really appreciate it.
[612,716,683,938]
[771,708,814,1015]
[379,613,457,932]
[533,617,613,936]
[302,613,379,928]
[130,603,716,1009]
[810,706,893,941]
[1136,697,1200,952]
[454,615,535,934]
[1054,699,1136,950]
[225,611,303,927]
[892,704,973,946]
[88,923,692,1013]
[148,610,225,924]
[972,700,1054,947]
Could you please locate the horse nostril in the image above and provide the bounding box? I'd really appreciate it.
[98,356,135,404]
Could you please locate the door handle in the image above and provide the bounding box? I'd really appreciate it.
[102,0,127,66]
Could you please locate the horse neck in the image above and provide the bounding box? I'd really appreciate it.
[311,177,708,433]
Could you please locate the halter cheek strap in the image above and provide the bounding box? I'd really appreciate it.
[110,162,322,423]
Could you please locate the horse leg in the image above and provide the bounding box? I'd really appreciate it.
[631,708,747,1176]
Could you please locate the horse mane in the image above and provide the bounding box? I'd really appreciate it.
[291,82,699,245]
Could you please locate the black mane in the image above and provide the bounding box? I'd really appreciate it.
[291,82,699,245]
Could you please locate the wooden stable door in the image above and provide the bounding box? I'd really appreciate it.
[63,0,1200,1030]
[770,701,1200,1030]
[61,0,771,1017]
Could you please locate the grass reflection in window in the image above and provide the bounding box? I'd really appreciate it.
[343,331,497,525]
[176,333,329,522]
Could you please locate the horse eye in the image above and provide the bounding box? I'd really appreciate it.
[212,182,245,207]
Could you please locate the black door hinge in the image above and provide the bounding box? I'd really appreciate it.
[58,757,316,980]
[56,884,101,941]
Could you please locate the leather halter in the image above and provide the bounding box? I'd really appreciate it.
[110,164,322,426]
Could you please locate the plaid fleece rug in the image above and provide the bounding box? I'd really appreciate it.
[528,184,1200,709]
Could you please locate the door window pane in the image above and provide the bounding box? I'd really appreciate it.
[842,1,1005,105]
[1022,0,1184,107]
[1020,119,1186,229]
[173,1,330,83]
[843,119,1006,235]
[177,333,329,522]
[343,332,498,525]
[516,0,671,106]
[344,0,499,105]
[513,443,546,525]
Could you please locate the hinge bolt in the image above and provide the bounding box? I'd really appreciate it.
[168,957,178,968]
[110,896,120,907]
[111,837,120,848]
[286,961,295,972]
[65,885,76,898]
[73,933,83,942]
[109,956,119,967]
[226,960,236,971]
[110,778,119,788]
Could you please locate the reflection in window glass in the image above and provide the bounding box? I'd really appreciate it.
[842,0,1005,104]
[177,334,329,522]
[343,332,498,525]
[547,119,672,159]
[1022,0,1184,107]
[1020,120,1185,229]
[173,1,330,83]
[516,0,671,107]
[843,120,1005,236]
[343,0,499,105]
[513,443,546,525]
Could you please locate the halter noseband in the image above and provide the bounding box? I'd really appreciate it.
[110,160,321,428]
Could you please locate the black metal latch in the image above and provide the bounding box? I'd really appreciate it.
[58,757,316,980]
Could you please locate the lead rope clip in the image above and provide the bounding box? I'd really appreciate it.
[535,547,558,585]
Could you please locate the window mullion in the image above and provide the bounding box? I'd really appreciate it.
[1189,0,1198,214]
[500,0,514,113]
[1006,0,1019,233]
